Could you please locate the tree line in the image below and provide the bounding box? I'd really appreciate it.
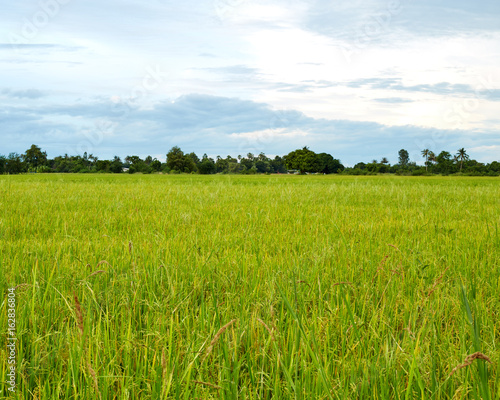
[344,148,499,176]
[0,144,499,176]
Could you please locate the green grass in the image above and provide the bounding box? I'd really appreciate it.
[1,174,499,399]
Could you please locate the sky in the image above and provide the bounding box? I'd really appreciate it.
[1,0,499,166]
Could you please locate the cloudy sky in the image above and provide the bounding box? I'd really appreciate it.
[1,0,499,165]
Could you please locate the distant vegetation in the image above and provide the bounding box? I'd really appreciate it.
[1,144,499,176]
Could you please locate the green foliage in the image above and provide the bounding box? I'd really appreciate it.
[398,149,410,167]
[6,153,25,174]
[283,147,343,174]
[283,147,321,173]
[456,148,470,172]
[23,144,48,170]
[1,145,498,177]
[0,155,6,174]
[95,159,111,172]
[317,153,344,173]
[150,159,162,172]
[198,155,216,174]
[110,156,123,173]
[166,146,197,173]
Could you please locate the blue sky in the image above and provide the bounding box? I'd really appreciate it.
[1,0,499,166]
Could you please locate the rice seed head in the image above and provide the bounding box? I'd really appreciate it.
[256,318,276,341]
[203,319,237,361]
[427,266,450,298]
[161,349,167,378]
[210,319,237,346]
[87,270,106,278]
[87,361,101,398]
[193,380,221,390]
[74,294,84,336]
[96,260,111,267]
[14,283,32,292]
[333,282,353,287]
[449,352,492,376]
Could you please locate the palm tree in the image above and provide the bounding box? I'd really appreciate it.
[421,149,430,172]
[428,151,436,169]
[456,148,469,172]
[381,157,389,165]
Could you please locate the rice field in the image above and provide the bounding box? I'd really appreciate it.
[1,173,499,399]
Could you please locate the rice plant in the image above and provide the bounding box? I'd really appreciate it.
[1,174,499,399]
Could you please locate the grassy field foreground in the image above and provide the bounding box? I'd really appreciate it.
[1,174,499,399]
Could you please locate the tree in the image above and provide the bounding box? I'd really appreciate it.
[228,160,241,173]
[166,147,196,173]
[215,156,228,173]
[240,157,254,171]
[435,151,453,174]
[23,144,47,170]
[187,152,200,166]
[283,147,322,173]
[88,154,98,168]
[366,161,380,173]
[428,151,436,172]
[378,157,390,173]
[125,155,141,165]
[488,161,500,172]
[398,149,409,168]
[269,156,287,173]
[151,159,162,172]
[0,155,5,174]
[421,149,430,172]
[95,159,111,172]
[257,152,268,162]
[317,153,344,174]
[166,147,184,171]
[110,156,123,173]
[6,153,24,174]
[198,155,216,174]
[456,148,469,172]
[125,155,152,173]
[255,159,270,173]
